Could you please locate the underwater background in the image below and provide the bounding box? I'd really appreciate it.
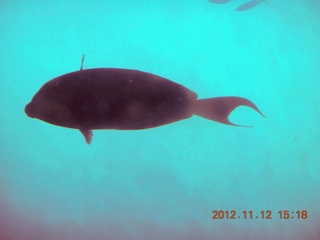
[1,0,319,239]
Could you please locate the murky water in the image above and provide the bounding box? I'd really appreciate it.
[0,1,319,239]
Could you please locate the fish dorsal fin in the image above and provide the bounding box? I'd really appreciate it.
[79,128,93,144]
[80,54,85,70]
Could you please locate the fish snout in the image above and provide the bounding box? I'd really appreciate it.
[25,102,36,118]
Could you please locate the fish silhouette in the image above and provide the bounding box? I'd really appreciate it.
[25,56,264,144]
[236,0,266,11]
[208,0,232,4]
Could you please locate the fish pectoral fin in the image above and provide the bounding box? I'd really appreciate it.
[79,128,93,144]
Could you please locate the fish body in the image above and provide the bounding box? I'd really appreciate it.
[236,0,265,11]
[208,0,232,4]
[26,68,196,131]
[25,62,264,144]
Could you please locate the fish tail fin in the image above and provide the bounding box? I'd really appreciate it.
[193,96,265,127]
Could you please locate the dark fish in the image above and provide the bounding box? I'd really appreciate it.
[208,0,232,4]
[236,0,265,11]
[25,56,264,144]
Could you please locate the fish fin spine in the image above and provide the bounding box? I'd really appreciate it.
[80,54,85,70]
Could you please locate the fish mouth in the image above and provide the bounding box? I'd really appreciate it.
[25,103,35,118]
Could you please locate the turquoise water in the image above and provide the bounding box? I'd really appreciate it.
[1,0,319,239]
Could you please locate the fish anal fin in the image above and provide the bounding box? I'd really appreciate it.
[79,128,93,144]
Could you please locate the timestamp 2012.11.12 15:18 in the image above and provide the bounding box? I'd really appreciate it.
[211,210,308,220]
